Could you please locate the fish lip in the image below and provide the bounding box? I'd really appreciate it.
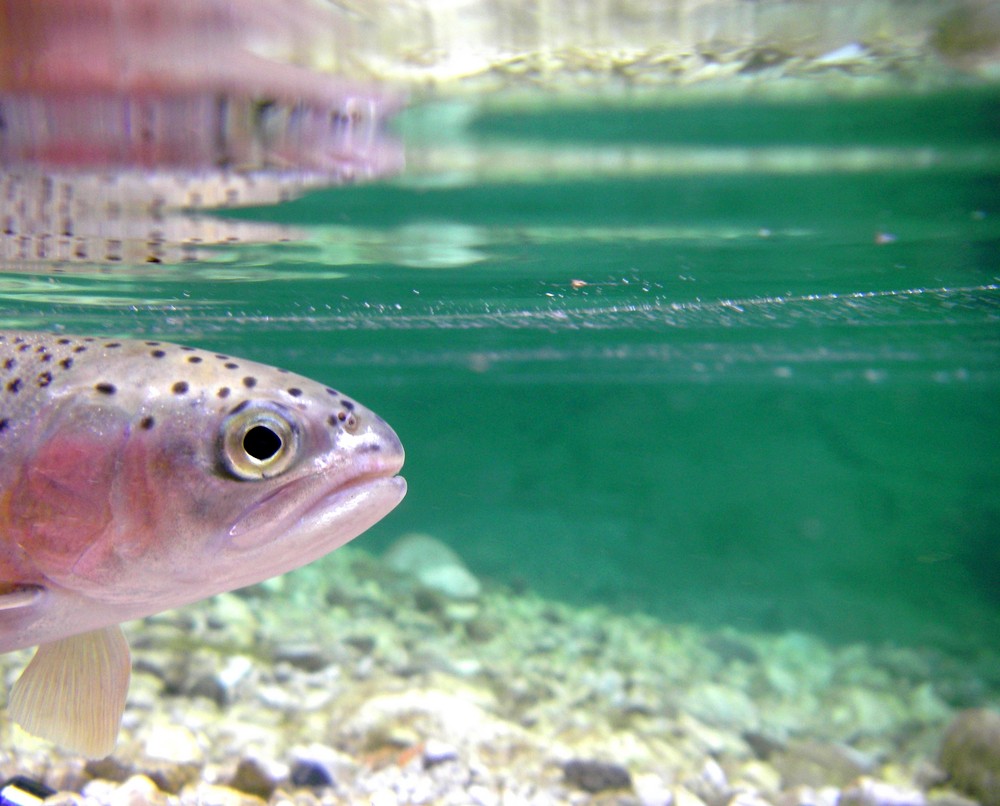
[298,469,406,521]
[226,458,405,547]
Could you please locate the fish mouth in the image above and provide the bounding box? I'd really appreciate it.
[226,457,406,557]
[295,470,407,533]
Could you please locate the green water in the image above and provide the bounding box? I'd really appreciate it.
[2,87,998,653]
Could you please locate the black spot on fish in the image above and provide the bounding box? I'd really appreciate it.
[243,377,257,389]
[145,341,161,346]
[230,400,250,415]
[340,400,355,411]
[3,358,14,370]
[40,353,52,363]
[224,362,239,370]
[7,378,21,393]
[172,381,189,395]
[180,346,195,352]
[0,418,8,432]
[57,338,71,345]
[95,382,116,395]
[218,387,231,399]
[59,357,73,370]
[13,337,24,344]
[215,354,229,360]
[325,388,338,396]
[187,356,203,364]
[139,416,155,430]
[327,414,338,428]
[17,344,29,353]
[105,342,121,349]
[73,346,87,353]
[287,388,302,397]
[151,349,166,358]
[37,371,52,387]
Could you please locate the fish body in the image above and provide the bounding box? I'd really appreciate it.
[0,330,405,755]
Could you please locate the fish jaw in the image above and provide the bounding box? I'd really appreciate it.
[216,475,406,588]
[216,454,407,591]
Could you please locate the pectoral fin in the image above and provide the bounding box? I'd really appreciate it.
[0,584,43,611]
[8,625,131,758]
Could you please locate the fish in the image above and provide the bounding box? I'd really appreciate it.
[0,330,406,757]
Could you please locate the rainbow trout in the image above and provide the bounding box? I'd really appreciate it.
[0,331,406,757]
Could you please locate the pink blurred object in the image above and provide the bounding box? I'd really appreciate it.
[0,0,403,174]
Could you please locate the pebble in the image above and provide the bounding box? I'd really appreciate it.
[143,725,203,765]
[681,683,759,730]
[771,740,873,788]
[838,777,926,806]
[383,533,482,599]
[774,787,840,806]
[0,541,994,806]
[107,775,168,806]
[562,759,633,793]
[728,793,775,806]
[672,786,709,806]
[288,758,334,788]
[228,756,287,799]
[421,738,459,767]
[179,783,266,806]
[691,757,729,801]
[288,744,354,789]
[633,773,673,806]
[939,708,1000,806]
[271,643,331,672]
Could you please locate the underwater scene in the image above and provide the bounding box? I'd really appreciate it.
[0,1,999,805]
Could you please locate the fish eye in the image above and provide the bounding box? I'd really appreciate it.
[220,403,299,480]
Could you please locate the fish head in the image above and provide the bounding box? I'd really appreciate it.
[5,340,405,619]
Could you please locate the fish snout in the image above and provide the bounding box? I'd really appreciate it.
[342,407,405,475]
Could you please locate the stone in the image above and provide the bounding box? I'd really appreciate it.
[728,793,774,806]
[383,533,481,599]
[272,643,331,672]
[939,708,1000,806]
[685,758,729,803]
[772,740,874,788]
[562,759,633,793]
[85,757,135,783]
[229,756,288,799]
[179,783,267,806]
[422,738,459,768]
[773,786,840,806]
[343,686,500,750]
[40,794,87,806]
[633,773,672,806]
[838,777,926,806]
[288,744,354,790]
[187,672,228,707]
[681,682,759,730]
[672,786,709,806]
[108,775,169,806]
[289,758,335,789]
[143,724,203,765]
[187,655,255,707]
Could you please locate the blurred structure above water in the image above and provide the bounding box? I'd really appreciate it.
[0,0,403,269]
[322,0,1000,90]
